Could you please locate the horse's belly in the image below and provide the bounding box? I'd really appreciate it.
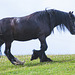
[14,32,38,41]
[14,36,37,41]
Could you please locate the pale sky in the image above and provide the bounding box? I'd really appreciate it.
[0,0,75,55]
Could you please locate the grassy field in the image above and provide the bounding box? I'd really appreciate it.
[0,54,75,75]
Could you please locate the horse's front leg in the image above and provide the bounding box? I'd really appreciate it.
[4,41,25,65]
[31,35,52,62]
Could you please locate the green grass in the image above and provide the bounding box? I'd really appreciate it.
[0,55,75,75]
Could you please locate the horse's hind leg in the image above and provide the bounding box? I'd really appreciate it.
[31,35,52,62]
[0,40,4,57]
[4,41,25,65]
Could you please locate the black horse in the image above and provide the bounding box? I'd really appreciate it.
[0,9,75,65]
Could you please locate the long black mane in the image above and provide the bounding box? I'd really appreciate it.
[48,9,71,30]
[30,9,71,32]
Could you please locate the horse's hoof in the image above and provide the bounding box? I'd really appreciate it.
[31,50,39,61]
[40,58,53,62]
[13,61,25,65]
[11,58,25,65]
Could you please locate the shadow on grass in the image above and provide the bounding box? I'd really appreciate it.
[53,59,75,63]
[2,58,74,69]
[24,58,75,67]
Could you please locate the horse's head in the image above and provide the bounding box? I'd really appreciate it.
[69,11,75,34]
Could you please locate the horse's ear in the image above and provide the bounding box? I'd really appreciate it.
[72,11,74,13]
[69,11,74,15]
[69,11,74,19]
